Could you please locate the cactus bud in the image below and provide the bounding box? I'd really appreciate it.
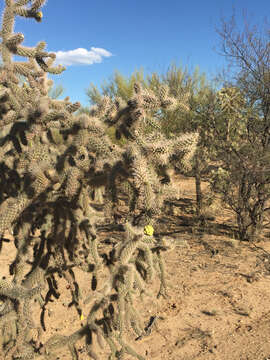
[35,11,43,22]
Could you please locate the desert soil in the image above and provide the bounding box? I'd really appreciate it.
[2,174,270,360]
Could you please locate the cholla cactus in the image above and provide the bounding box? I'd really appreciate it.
[0,1,198,359]
[216,87,246,144]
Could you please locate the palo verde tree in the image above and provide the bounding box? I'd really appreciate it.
[82,66,199,185]
[82,63,215,217]
[150,64,217,217]
[0,1,198,359]
[143,64,218,218]
[85,68,147,104]
[82,64,201,140]
[78,69,156,148]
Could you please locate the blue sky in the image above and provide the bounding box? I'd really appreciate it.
[0,0,269,108]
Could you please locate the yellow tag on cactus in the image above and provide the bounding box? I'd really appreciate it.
[144,225,154,236]
[80,314,84,321]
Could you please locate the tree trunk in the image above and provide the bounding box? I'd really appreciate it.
[248,198,265,241]
[236,211,250,241]
[194,153,203,217]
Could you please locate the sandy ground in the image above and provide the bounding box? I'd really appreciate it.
[1,175,270,359]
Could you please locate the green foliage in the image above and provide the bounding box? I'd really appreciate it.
[81,63,210,151]
[78,69,153,146]
[86,68,147,104]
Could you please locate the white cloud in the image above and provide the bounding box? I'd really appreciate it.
[52,47,113,66]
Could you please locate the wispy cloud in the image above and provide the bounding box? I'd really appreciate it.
[52,47,113,66]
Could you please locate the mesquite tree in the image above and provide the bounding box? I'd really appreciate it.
[209,14,270,241]
[209,86,270,241]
